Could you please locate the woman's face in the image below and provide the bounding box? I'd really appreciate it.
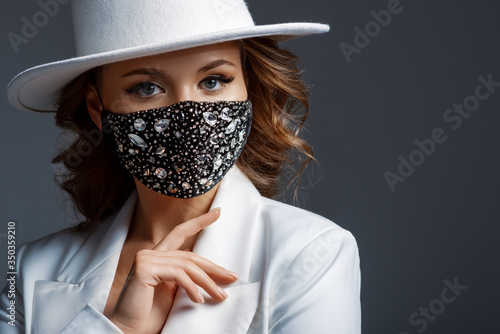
[88,41,247,124]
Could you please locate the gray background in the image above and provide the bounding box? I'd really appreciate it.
[1,0,499,333]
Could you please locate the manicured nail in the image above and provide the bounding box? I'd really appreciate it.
[218,287,228,299]
[210,207,221,213]
[226,270,239,280]
[197,292,205,303]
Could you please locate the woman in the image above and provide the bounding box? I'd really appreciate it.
[1,0,361,333]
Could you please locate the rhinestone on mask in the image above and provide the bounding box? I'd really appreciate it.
[167,183,178,194]
[203,112,217,126]
[155,168,167,179]
[226,119,240,134]
[154,119,170,132]
[213,157,223,171]
[221,107,232,121]
[128,134,148,148]
[134,118,146,131]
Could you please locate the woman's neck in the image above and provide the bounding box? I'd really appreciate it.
[128,178,220,247]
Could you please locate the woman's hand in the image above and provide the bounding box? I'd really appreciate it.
[108,208,238,334]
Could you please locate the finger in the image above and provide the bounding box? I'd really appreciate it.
[154,207,221,251]
[169,258,228,301]
[168,267,205,303]
[151,261,223,302]
[166,251,239,283]
[130,255,203,303]
[137,254,230,301]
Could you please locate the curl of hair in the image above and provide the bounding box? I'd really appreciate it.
[237,38,315,200]
[52,37,315,232]
[52,69,135,232]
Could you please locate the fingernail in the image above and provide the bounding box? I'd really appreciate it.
[218,286,228,299]
[197,292,205,303]
[210,207,221,213]
[226,270,239,280]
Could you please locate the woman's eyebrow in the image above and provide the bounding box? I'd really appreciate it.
[120,68,167,78]
[119,60,235,78]
[198,59,236,74]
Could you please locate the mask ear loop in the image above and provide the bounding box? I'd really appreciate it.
[95,88,105,111]
[96,88,118,152]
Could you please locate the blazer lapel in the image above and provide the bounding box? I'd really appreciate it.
[162,167,265,333]
[31,192,136,334]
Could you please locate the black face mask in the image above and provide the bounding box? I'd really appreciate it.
[100,100,252,198]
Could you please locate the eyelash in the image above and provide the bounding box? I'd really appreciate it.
[123,75,235,99]
[124,82,164,100]
[199,74,235,94]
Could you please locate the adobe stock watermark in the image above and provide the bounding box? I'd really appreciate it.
[238,229,356,331]
[7,0,70,54]
[64,127,111,168]
[399,277,467,334]
[5,222,17,327]
[63,95,131,168]
[339,0,414,64]
[384,73,499,192]
[213,0,241,19]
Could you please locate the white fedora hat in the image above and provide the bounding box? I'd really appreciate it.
[7,0,329,113]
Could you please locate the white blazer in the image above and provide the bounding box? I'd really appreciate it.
[0,167,361,333]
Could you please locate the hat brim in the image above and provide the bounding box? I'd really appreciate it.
[7,22,329,113]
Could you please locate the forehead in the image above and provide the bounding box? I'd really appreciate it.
[102,41,242,75]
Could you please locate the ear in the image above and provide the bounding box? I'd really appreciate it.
[86,84,103,131]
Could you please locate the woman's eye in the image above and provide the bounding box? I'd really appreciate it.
[200,75,234,92]
[127,82,164,97]
[201,78,222,91]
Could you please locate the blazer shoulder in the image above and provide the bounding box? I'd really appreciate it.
[22,224,89,254]
[256,197,359,300]
[259,196,357,259]
[260,196,348,234]
[18,225,93,281]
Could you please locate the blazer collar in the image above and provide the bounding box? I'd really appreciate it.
[55,192,136,283]
[31,193,136,333]
[161,167,265,333]
[193,166,263,281]
[32,167,264,333]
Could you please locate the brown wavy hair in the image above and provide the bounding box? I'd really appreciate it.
[52,37,315,232]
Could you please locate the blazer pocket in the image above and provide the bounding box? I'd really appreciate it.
[31,275,113,334]
[161,281,263,334]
